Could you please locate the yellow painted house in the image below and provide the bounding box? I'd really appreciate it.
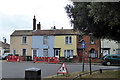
[53,29,78,58]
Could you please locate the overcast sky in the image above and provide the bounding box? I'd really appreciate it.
[0,0,73,44]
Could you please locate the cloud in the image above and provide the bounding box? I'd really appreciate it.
[0,0,73,43]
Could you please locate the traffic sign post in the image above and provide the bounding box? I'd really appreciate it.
[57,63,68,75]
[82,42,85,72]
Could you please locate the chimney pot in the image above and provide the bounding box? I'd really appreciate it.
[33,16,36,30]
[53,26,56,29]
[37,22,41,30]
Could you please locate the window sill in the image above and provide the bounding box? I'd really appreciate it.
[90,43,95,45]
[22,43,28,45]
[65,43,72,45]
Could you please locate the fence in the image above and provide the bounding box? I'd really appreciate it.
[34,56,59,63]
[72,68,120,80]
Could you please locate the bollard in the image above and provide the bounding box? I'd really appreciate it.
[25,68,41,80]
[100,69,102,73]
[79,74,82,78]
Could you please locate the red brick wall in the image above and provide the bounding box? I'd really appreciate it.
[77,35,101,62]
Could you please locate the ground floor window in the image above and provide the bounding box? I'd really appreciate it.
[22,49,27,56]
[43,49,48,57]
[64,50,73,58]
[89,48,97,58]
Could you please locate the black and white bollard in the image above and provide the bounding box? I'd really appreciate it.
[25,68,41,80]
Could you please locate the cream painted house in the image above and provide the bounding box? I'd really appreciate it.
[101,39,120,56]
[10,30,32,56]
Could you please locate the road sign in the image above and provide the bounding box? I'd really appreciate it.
[82,42,85,72]
[82,42,85,48]
[57,63,68,74]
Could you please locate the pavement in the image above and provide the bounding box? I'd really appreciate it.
[1,60,102,65]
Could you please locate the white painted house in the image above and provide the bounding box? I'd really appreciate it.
[101,39,120,56]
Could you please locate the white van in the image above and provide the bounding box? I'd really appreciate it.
[2,53,10,60]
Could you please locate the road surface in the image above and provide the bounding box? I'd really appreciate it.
[1,61,119,78]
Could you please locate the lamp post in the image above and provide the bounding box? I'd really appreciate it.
[89,51,92,75]
[89,33,93,75]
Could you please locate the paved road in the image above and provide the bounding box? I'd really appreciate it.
[0,60,2,80]
[1,61,119,78]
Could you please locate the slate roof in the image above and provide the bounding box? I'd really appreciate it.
[11,30,33,36]
[32,29,79,35]
[0,41,10,49]
[11,29,80,36]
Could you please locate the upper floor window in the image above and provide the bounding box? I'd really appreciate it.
[90,36,95,44]
[65,36,72,44]
[22,36,27,44]
[43,36,48,45]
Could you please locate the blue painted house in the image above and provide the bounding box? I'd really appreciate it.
[32,30,55,60]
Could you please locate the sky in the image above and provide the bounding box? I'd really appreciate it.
[0,0,73,44]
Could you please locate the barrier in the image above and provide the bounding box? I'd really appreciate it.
[7,55,20,62]
[7,55,25,62]
[34,56,59,63]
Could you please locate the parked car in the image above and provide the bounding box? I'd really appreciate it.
[0,56,2,60]
[2,53,10,60]
[101,54,120,66]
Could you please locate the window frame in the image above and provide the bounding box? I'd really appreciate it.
[64,50,73,58]
[90,36,95,44]
[65,36,72,44]
[89,49,97,58]
[22,36,27,44]
[43,36,48,45]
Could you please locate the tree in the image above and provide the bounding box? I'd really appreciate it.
[65,2,120,41]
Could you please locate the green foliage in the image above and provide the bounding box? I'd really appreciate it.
[65,2,120,41]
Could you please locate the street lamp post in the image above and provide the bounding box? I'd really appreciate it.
[89,51,92,75]
[89,33,93,75]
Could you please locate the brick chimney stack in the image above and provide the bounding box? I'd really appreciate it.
[53,26,56,29]
[33,16,36,30]
[37,22,41,30]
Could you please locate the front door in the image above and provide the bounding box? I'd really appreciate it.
[55,49,60,58]
[22,49,27,56]
[32,49,38,60]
